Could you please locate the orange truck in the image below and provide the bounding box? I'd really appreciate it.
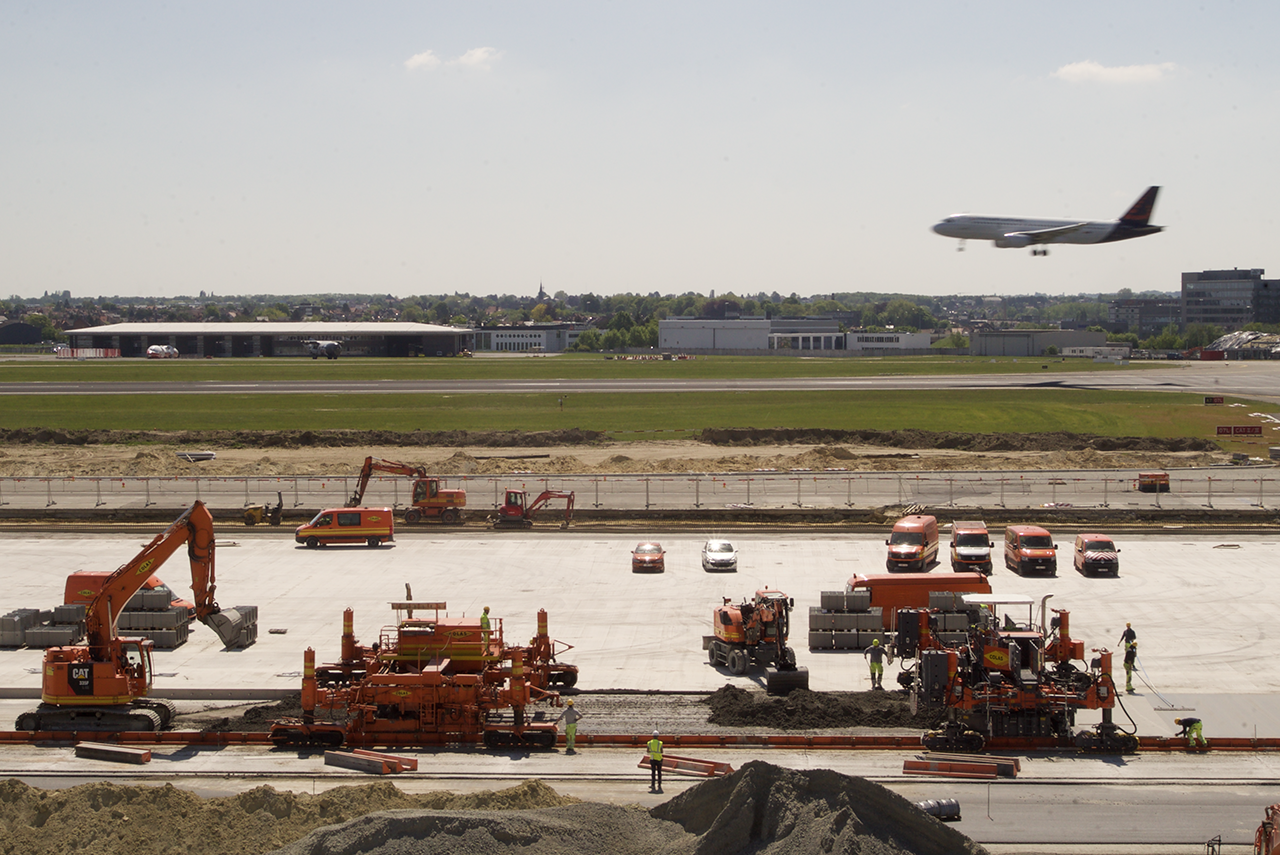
[845,572,992,630]
[885,514,940,572]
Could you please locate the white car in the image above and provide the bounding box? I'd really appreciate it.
[701,540,738,572]
[146,345,179,358]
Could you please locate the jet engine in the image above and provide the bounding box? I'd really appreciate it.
[994,234,1032,248]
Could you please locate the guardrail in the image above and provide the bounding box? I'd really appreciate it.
[0,470,1276,512]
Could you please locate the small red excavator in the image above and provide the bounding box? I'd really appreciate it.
[346,456,467,525]
[705,588,809,694]
[1257,804,1280,855]
[16,500,253,733]
[494,488,575,529]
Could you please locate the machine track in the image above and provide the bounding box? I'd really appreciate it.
[16,704,164,733]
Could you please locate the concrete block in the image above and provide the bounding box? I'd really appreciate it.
[53,604,86,625]
[75,742,151,765]
[23,626,78,648]
[846,591,872,611]
[324,750,396,775]
[808,608,836,630]
[807,631,834,650]
[832,630,861,650]
[858,630,889,649]
[819,591,846,611]
[142,589,172,610]
[0,628,25,648]
[831,612,862,631]
[940,613,971,632]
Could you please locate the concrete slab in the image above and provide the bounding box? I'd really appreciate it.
[2,529,1280,738]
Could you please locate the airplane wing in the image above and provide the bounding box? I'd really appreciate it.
[1004,223,1089,245]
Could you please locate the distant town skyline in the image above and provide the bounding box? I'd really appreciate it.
[4,3,1278,299]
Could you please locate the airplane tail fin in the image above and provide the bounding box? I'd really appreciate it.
[1120,186,1160,225]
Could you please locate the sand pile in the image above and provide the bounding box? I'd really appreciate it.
[271,761,985,855]
[0,778,577,855]
[702,685,944,730]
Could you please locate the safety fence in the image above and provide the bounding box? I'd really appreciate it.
[0,470,1276,511]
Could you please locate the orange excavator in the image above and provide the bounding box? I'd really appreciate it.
[15,500,254,733]
[494,489,575,529]
[346,456,467,525]
[705,588,809,694]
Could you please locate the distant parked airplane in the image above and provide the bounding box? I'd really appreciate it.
[932,186,1163,255]
[305,340,342,359]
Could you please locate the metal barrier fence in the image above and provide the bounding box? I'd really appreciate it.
[0,470,1275,511]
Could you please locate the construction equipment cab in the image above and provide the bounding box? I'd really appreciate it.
[1004,525,1058,576]
[296,507,394,548]
[885,514,939,572]
[949,520,992,574]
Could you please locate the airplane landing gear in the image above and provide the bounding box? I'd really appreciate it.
[957,240,966,252]
[1031,247,1049,256]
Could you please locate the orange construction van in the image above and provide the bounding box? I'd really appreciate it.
[296,507,394,548]
[845,572,992,630]
[885,514,940,572]
[1004,525,1058,576]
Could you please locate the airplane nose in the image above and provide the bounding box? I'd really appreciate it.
[931,222,947,235]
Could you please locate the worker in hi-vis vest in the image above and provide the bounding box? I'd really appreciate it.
[647,730,664,792]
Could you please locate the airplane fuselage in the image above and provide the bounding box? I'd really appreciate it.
[932,187,1163,252]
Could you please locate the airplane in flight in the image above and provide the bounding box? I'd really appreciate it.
[932,186,1163,255]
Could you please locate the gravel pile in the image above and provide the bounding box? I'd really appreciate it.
[702,686,944,731]
[270,761,986,855]
[0,778,577,855]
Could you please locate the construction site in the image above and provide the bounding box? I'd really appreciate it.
[1,437,1279,854]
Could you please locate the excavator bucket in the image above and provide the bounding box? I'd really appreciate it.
[766,666,809,695]
[200,608,256,649]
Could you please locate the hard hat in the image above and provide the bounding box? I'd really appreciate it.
[872,638,881,646]
[653,730,660,737]
[1126,622,1131,628]
[484,606,490,612]
[567,700,574,706]
[1174,718,1183,725]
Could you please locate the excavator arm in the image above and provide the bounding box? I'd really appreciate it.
[526,491,575,524]
[346,456,429,507]
[84,500,248,654]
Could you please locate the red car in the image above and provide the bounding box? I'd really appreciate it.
[631,542,665,573]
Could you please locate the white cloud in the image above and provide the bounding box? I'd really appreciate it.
[1052,60,1177,84]
[404,50,441,71]
[448,47,502,70]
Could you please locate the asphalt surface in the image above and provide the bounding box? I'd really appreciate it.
[0,360,1278,402]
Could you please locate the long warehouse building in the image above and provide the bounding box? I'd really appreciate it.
[65,322,474,358]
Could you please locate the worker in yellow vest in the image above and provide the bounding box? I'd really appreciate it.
[647,730,664,792]
[480,606,491,649]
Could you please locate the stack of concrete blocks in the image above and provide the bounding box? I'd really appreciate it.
[231,605,259,648]
[1,609,44,648]
[926,591,979,646]
[119,588,190,649]
[808,590,885,651]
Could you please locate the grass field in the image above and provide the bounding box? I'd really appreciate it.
[0,387,1252,443]
[0,353,1162,383]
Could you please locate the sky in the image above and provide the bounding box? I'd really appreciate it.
[3,2,1279,301]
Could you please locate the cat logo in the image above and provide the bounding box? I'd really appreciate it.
[447,630,471,639]
[983,648,1010,669]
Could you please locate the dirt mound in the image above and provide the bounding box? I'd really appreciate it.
[269,761,983,855]
[199,693,305,732]
[703,685,944,730]
[651,760,985,855]
[0,428,610,449]
[698,427,1218,453]
[0,778,579,855]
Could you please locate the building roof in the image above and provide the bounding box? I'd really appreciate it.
[66,322,471,335]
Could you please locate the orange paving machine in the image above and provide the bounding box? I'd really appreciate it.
[900,594,1137,753]
[269,596,577,749]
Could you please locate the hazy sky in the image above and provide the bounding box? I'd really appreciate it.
[4,2,1278,301]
